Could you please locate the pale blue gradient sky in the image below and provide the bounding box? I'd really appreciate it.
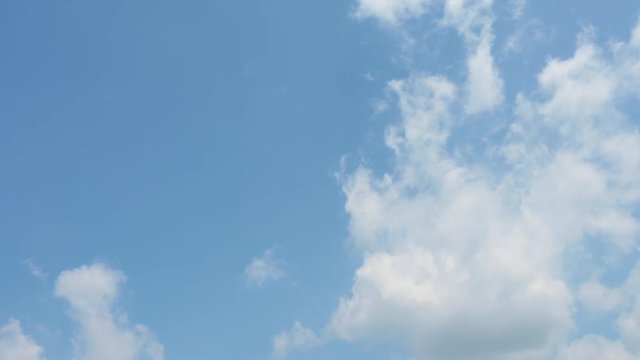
[1,1,640,359]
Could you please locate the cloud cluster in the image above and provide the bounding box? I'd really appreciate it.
[3,264,163,360]
[277,4,640,360]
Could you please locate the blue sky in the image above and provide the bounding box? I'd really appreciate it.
[1,1,640,359]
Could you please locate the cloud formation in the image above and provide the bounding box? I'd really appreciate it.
[0,320,44,360]
[330,72,574,359]
[275,6,640,360]
[55,264,164,360]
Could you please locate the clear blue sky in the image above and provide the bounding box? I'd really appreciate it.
[1,1,640,359]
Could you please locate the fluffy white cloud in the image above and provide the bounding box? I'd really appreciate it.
[272,322,320,359]
[331,72,573,359]
[315,15,640,360]
[0,320,43,360]
[244,249,284,287]
[55,264,164,360]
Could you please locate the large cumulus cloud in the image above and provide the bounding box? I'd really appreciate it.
[277,3,640,359]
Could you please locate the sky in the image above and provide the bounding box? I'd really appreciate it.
[1,0,640,359]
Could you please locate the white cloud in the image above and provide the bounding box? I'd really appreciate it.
[465,37,504,113]
[331,73,573,359]
[353,0,434,25]
[537,43,614,121]
[0,320,44,360]
[306,13,640,360]
[54,264,164,360]
[443,0,504,113]
[244,249,284,287]
[272,322,320,359]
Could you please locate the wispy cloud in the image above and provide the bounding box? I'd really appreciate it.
[244,249,284,288]
[22,259,47,281]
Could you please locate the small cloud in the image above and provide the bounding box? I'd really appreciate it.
[272,321,320,359]
[23,259,47,280]
[244,249,284,287]
[363,72,375,81]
